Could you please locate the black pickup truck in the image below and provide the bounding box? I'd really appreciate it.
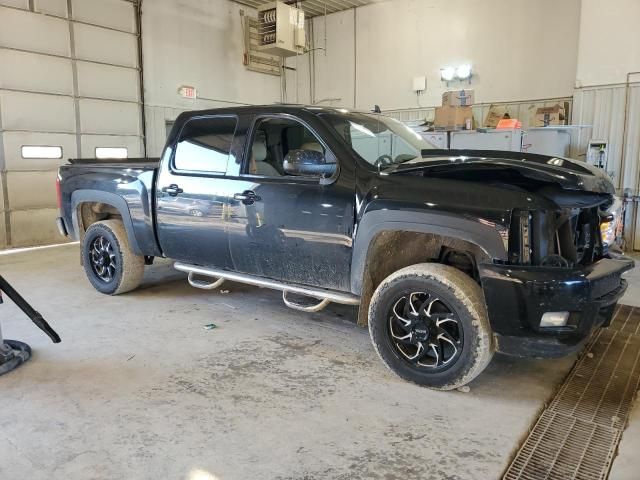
[56,105,633,390]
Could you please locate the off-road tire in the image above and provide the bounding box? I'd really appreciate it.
[368,263,494,390]
[82,220,144,295]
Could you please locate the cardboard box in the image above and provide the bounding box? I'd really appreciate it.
[484,104,510,128]
[434,106,473,129]
[442,89,475,107]
[534,104,568,127]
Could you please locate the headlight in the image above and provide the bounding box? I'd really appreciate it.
[600,218,615,246]
[600,197,623,247]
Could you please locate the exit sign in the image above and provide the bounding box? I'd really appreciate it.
[178,85,197,99]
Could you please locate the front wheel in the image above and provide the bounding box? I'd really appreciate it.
[368,263,494,390]
[82,220,144,295]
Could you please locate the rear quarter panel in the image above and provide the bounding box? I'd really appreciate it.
[59,163,161,256]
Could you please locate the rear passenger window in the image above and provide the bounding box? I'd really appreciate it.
[174,116,237,173]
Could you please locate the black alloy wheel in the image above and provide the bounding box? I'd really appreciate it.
[368,263,494,390]
[82,220,145,295]
[89,235,117,283]
[387,291,463,371]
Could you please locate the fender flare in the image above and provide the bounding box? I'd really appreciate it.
[71,190,143,255]
[350,210,507,294]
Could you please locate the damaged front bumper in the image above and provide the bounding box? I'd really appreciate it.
[479,253,634,358]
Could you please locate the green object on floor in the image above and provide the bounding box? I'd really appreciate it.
[203,323,217,330]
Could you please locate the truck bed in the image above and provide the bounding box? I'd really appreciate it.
[67,157,160,167]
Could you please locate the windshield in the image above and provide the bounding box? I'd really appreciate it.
[320,111,435,167]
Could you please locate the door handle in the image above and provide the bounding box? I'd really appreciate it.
[233,190,260,205]
[162,184,183,197]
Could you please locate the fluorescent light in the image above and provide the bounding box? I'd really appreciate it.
[456,64,472,79]
[21,145,62,159]
[440,66,455,82]
[95,147,128,159]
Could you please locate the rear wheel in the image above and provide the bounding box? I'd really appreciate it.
[82,220,144,295]
[368,263,494,390]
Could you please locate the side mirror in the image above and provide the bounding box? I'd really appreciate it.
[283,149,336,177]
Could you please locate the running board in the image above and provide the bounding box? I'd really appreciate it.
[174,262,360,311]
[282,291,331,312]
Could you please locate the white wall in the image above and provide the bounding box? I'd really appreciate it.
[301,8,355,107]
[142,0,282,155]
[576,0,640,87]
[303,0,581,111]
[140,0,584,153]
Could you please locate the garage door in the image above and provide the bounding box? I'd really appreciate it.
[0,0,143,248]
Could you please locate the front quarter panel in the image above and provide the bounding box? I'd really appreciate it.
[350,204,508,294]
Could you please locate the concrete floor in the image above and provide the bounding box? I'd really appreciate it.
[0,244,633,480]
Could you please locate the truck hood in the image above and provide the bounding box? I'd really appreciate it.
[384,149,614,195]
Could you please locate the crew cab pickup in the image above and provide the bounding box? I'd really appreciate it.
[56,105,634,390]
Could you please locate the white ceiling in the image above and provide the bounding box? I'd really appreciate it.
[232,0,383,17]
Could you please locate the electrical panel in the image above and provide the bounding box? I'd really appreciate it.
[586,140,609,171]
[257,2,305,57]
[243,15,281,76]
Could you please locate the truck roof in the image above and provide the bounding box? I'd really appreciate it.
[169,104,380,144]
[175,104,373,122]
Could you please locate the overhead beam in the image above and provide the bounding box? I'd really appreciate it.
[230,0,377,17]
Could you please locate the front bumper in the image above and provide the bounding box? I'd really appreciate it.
[479,254,634,358]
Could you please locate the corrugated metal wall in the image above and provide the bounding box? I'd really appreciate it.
[0,0,143,248]
[573,85,640,193]
[573,83,640,249]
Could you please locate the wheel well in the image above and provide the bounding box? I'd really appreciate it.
[77,202,123,233]
[75,202,124,258]
[356,230,489,326]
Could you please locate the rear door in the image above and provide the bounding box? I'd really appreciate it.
[225,113,355,292]
[155,115,240,267]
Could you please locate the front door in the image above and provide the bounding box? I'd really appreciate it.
[226,115,354,292]
[156,115,239,268]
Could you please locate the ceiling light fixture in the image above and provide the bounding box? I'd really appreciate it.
[440,66,455,82]
[456,64,472,80]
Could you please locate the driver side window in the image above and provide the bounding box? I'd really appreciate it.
[245,117,336,179]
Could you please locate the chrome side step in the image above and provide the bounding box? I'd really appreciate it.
[282,291,331,312]
[174,262,360,311]
[187,273,225,290]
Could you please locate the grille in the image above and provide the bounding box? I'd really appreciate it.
[504,304,640,480]
[512,206,603,268]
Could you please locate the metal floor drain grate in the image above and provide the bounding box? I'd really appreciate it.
[609,304,640,335]
[504,305,640,480]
